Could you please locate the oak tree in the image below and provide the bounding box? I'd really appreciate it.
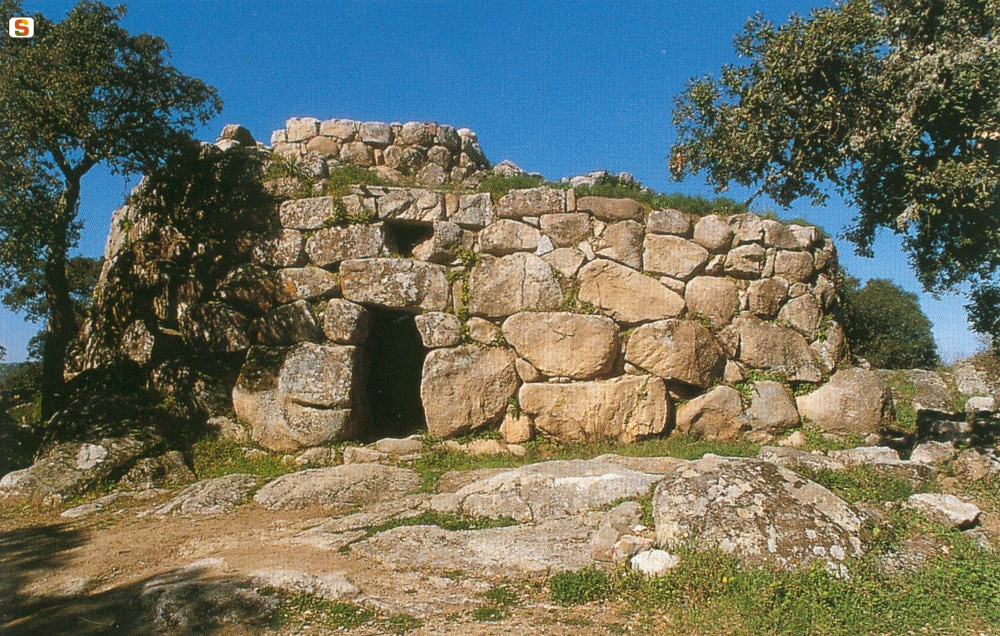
[0,1,221,417]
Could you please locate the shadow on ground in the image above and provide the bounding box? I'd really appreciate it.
[0,523,270,635]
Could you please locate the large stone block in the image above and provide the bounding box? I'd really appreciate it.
[501,312,619,380]
[624,319,726,389]
[305,223,393,267]
[452,193,494,228]
[735,314,823,382]
[577,259,685,325]
[497,187,565,218]
[746,381,800,433]
[467,253,562,318]
[478,219,540,255]
[412,221,474,263]
[415,312,463,348]
[539,213,591,247]
[647,209,691,236]
[728,213,765,244]
[774,250,815,282]
[653,455,866,569]
[341,259,449,312]
[377,188,445,223]
[180,303,250,353]
[724,244,767,279]
[675,385,746,439]
[595,220,643,270]
[684,276,739,328]
[778,294,822,340]
[519,376,671,443]
[286,117,320,143]
[279,197,342,230]
[252,300,324,346]
[233,344,368,451]
[796,369,893,434]
[692,215,734,253]
[276,267,341,303]
[323,299,370,345]
[576,196,643,222]
[762,220,801,250]
[747,278,789,318]
[420,346,519,438]
[642,234,709,280]
[252,229,306,268]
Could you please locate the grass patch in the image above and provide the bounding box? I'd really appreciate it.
[323,164,388,195]
[269,592,375,631]
[793,464,922,504]
[565,537,1000,635]
[191,436,292,481]
[886,371,919,434]
[385,613,424,634]
[574,174,746,216]
[362,510,518,538]
[549,568,612,605]
[794,426,867,452]
[473,583,521,621]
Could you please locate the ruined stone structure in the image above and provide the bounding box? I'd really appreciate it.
[76,118,848,453]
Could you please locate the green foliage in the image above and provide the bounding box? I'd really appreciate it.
[671,0,1000,345]
[0,0,221,415]
[361,510,518,539]
[473,584,521,621]
[837,277,939,369]
[584,535,1000,635]
[269,592,374,631]
[576,173,747,216]
[549,568,612,605]
[478,174,547,201]
[794,465,922,504]
[323,164,389,195]
[385,613,424,634]
[885,371,918,433]
[190,435,292,481]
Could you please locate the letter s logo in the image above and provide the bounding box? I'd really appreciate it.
[8,17,34,38]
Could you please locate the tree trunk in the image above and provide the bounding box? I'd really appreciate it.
[39,179,80,420]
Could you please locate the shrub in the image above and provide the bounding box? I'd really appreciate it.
[574,173,746,216]
[837,277,939,369]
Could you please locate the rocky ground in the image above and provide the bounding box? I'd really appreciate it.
[2,429,999,636]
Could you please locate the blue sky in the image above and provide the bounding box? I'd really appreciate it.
[0,0,982,362]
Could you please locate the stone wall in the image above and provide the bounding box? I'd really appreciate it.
[268,117,490,187]
[76,119,848,453]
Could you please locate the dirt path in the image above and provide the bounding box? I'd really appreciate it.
[0,493,632,636]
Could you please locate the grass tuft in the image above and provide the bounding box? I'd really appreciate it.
[191,436,292,481]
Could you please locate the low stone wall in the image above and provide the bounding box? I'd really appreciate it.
[76,119,853,453]
[268,117,490,187]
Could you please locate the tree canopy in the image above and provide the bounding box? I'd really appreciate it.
[670,0,1000,343]
[0,0,221,416]
[837,277,940,368]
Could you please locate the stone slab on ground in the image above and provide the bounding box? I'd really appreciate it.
[431,458,663,522]
[146,474,260,517]
[254,464,420,510]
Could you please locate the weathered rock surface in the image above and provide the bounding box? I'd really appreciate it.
[577,259,685,324]
[540,212,591,247]
[0,437,161,504]
[306,223,392,266]
[796,369,893,434]
[233,344,368,451]
[414,312,463,348]
[420,346,519,438]
[653,455,867,569]
[275,267,340,303]
[747,278,789,318]
[354,514,605,576]
[501,312,618,380]
[431,459,663,522]
[692,215,734,253]
[647,209,691,236]
[596,220,644,269]
[467,253,562,318]
[746,381,800,433]
[519,376,671,443]
[908,493,981,529]
[149,474,259,516]
[341,258,449,312]
[577,196,643,222]
[624,319,726,389]
[684,276,739,328]
[643,234,710,280]
[497,187,564,218]
[675,385,746,439]
[735,314,823,382]
[248,569,359,602]
[322,299,370,344]
[478,219,541,255]
[253,464,420,510]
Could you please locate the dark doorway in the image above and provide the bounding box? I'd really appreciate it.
[363,308,427,440]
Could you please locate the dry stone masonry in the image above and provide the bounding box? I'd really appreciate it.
[73,118,853,453]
